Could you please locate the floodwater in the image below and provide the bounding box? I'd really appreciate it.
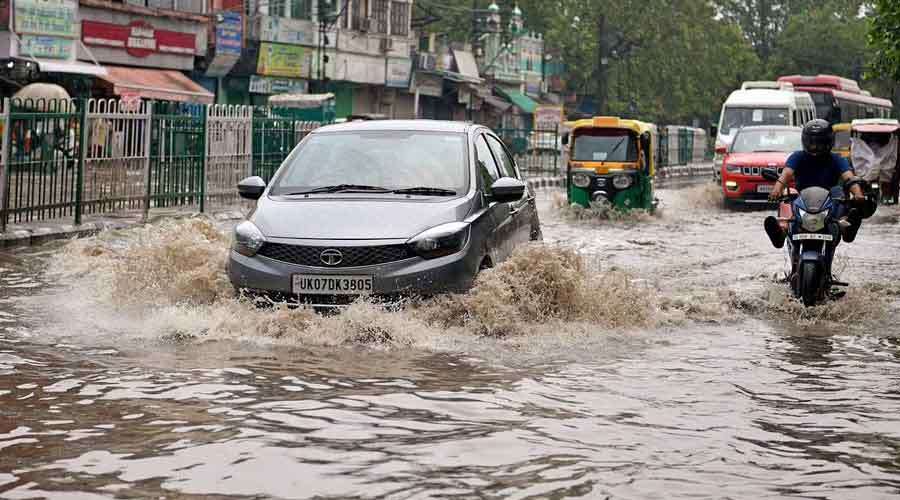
[1,183,899,499]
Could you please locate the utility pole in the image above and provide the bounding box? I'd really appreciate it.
[596,14,609,115]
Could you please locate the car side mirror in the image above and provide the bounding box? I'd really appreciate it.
[761,169,779,182]
[238,176,266,200]
[715,145,727,155]
[561,132,569,146]
[490,177,526,203]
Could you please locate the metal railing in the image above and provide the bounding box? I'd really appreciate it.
[0,98,326,233]
[495,127,561,178]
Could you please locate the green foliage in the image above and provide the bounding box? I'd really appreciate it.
[869,0,900,81]
[415,0,894,125]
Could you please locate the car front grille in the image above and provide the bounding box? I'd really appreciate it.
[257,243,414,268]
[741,166,784,176]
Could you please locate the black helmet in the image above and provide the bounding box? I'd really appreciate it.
[801,119,834,156]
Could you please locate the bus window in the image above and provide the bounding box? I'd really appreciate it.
[720,107,790,136]
[810,92,833,121]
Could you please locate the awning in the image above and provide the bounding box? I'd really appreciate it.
[452,50,480,80]
[483,95,512,113]
[496,88,538,114]
[99,65,214,104]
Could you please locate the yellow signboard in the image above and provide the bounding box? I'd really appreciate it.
[257,42,310,79]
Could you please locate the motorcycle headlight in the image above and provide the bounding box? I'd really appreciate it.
[407,222,470,259]
[572,173,591,188]
[612,174,633,190]
[233,221,266,257]
[799,209,827,232]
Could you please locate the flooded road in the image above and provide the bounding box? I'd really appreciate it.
[2,184,900,499]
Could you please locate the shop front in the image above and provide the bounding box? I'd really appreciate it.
[77,6,212,103]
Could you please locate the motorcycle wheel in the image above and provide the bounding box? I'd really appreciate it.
[800,261,821,307]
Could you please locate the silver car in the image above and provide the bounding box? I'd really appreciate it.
[228,120,542,307]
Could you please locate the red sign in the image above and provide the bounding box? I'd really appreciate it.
[82,20,195,58]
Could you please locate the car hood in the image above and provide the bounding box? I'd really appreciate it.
[251,196,472,240]
[725,152,791,166]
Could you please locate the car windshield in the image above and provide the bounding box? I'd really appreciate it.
[730,129,802,153]
[572,129,637,162]
[269,131,468,195]
[720,107,790,136]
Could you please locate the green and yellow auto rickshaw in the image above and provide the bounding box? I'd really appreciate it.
[562,116,657,211]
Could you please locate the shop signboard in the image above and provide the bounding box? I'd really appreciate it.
[257,15,314,46]
[412,72,442,97]
[385,57,411,89]
[19,35,72,59]
[534,105,564,130]
[13,0,77,38]
[257,42,309,78]
[249,75,308,94]
[205,11,241,77]
[82,19,196,58]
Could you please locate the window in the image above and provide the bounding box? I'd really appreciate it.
[289,0,311,19]
[390,1,409,36]
[720,107,789,136]
[572,129,638,162]
[270,132,469,195]
[269,0,286,16]
[486,135,518,179]
[731,129,802,154]
[475,135,501,192]
[351,0,368,30]
[372,0,388,33]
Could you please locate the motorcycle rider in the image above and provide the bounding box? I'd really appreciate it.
[764,119,870,276]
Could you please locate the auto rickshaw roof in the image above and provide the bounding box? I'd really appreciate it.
[851,118,900,134]
[568,116,653,135]
[832,122,851,133]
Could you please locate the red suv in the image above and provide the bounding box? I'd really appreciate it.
[721,125,801,208]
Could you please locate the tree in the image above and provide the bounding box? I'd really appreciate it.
[770,6,869,80]
[869,0,900,81]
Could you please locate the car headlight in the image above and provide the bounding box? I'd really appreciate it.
[612,174,633,190]
[799,209,827,232]
[407,222,470,259]
[233,221,265,257]
[572,173,591,188]
[725,163,741,173]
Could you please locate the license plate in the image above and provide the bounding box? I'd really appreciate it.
[292,275,373,295]
[756,184,774,193]
[792,233,833,241]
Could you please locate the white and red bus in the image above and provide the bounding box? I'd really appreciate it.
[777,74,893,124]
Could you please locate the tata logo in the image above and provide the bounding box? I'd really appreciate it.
[320,249,343,266]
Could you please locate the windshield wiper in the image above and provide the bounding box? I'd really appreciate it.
[602,137,628,162]
[390,187,457,196]
[283,184,391,195]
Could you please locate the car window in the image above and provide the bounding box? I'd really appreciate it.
[474,135,501,192]
[486,135,518,179]
[269,131,468,195]
[721,107,790,136]
[730,129,802,153]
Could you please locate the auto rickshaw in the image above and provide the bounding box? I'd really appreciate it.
[561,116,657,211]
[850,118,899,205]
[832,122,851,163]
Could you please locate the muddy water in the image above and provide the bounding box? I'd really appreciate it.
[1,185,900,499]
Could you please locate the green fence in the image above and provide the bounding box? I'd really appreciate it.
[0,98,327,233]
[494,127,561,177]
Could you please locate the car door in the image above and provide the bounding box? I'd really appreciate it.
[485,133,534,245]
[473,132,516,262]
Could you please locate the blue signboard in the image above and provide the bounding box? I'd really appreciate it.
[216,11,242,57]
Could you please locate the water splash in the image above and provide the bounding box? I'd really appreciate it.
[550,192,656,224]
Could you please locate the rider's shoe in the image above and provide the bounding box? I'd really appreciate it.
[840,210,862,243]
[764,216,785,248]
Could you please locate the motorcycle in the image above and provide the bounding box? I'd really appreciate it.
[762,169,854,307]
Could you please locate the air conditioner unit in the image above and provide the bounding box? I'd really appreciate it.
[361,17,374,32]
[380,37,394,52]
